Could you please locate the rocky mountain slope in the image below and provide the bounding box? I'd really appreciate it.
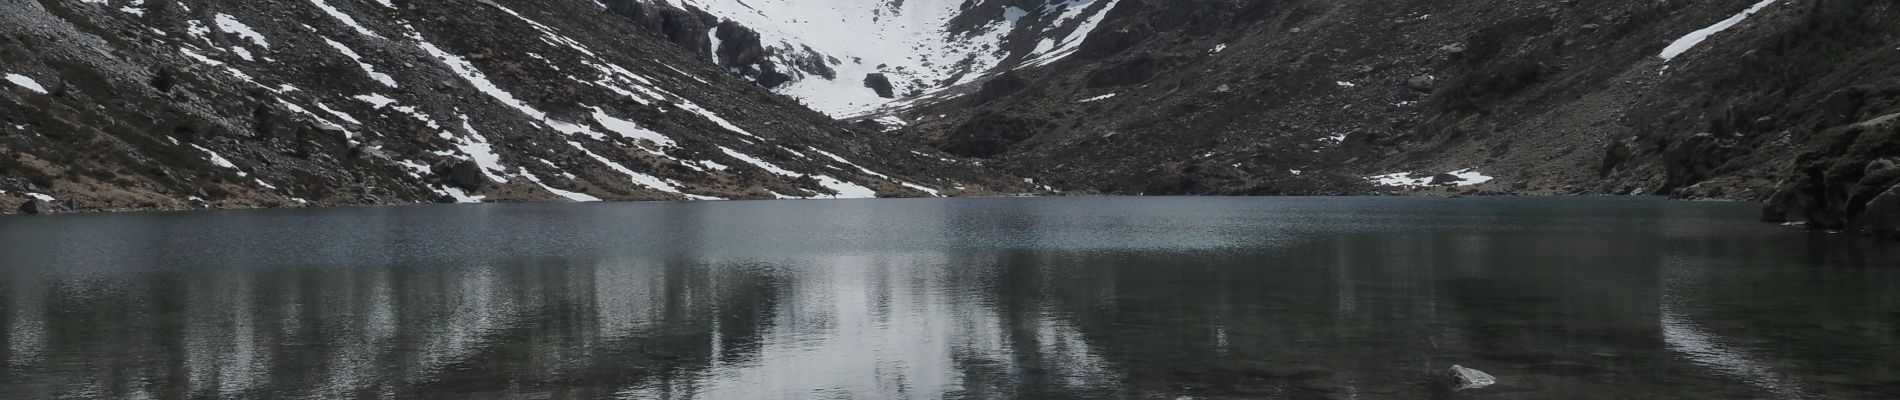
[856,0,1900,235]
[0,0,1033,213]
[6,0,1897,236]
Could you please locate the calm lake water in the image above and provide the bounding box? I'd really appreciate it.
[1,197,1897,399]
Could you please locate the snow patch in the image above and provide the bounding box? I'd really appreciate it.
[4,74,46,94]
[521,171,601,202]
[309,0,381,38]
[1024,0,1126,68]
[569,141,684,195]
[721,147,800,177]
[315,102,361,125]
[186,20,211,42]
[451,117,509,182]
[228,47,255,61]
[722,147,878,199]
[1079,93,1117,103]
[353,94,396,108]
[119,0,145,16]
[811,175,878,199]
[812,148,941,196]
[1659,0,1782,61]
[1365,168,1495,188]
[213,14,270,48]
[591,108,675,148]
[191,144,247,177]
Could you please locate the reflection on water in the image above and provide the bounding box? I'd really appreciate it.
[1,197,1898,399]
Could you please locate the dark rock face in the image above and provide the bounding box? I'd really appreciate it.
[1141,162,1239,195]
[864,73,895,99]
[788,46,838,81]
[603,0,718,61]
[1599,141,1632,177]
[18,199,50,215]
[941,112,1048,158]
[1085,57,1160,88]
[448,161,488,191]
[710,21,801,88]
[1661,133,1741,193]
[1075,25,1154,59]
[970,72,1027,106]
[713,21,768,68]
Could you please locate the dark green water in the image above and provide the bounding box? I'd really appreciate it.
[1,197,1896,399]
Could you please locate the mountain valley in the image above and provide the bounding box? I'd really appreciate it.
[4,0,1899,235]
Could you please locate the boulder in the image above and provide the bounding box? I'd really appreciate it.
[970,72,1026,106]
[1405,75,1437,92]
[17,199,50,215]
[447,160,488,191]
[863,73,895,99]
[1431,173,1465,185]
[1438,365,1497,392]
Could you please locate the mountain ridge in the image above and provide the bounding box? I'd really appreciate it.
[846,0,1900,235]
[1,0,1033,213]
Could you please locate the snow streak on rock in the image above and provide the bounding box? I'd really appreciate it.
[812,148,941,196]
[4,73,47,94]
[1021,0,1124,67]
[1659,0,1782,61]
[309,0,382,38]
[213,14,270,48]
[323,38,397,87]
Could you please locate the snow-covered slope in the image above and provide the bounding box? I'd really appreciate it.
[645,0,1123,117]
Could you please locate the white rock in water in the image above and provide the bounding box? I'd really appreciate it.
[1443,365,1498,391]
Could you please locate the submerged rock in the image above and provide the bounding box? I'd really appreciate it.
[1855,184,1900,234]
[1439,365,1498,392]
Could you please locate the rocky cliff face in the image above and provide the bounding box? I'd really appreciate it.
[859,0,1899,234]
[0,0,1033,213]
